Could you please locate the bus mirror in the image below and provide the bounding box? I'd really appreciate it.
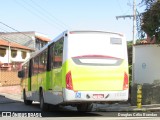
[18,70,25,78]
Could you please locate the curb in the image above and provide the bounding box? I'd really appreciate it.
[0,93,23,102]
[94,103,160,112]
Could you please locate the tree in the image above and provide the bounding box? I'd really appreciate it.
[127,41,133,86]
[141,0,160,42]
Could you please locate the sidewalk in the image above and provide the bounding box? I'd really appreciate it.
[0,93,22,102]
[0,85,21,94]
[0,85,22,103]
[0,93,22,104]
[95,103,160,112]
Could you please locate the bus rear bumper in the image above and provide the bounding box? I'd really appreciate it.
[63,88,128,103]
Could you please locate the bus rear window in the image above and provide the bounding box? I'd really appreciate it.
[110,38,122,44]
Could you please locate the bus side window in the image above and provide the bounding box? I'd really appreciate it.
[50,45,54,69]
[53,38,63,68]
[22,63,29,78]
[33,56,39,75]
[22,65,25,78]
[39,49,47,73]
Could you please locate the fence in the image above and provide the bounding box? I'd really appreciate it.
[0,64,21,86]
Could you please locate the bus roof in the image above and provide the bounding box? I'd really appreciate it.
[68,30,124,37]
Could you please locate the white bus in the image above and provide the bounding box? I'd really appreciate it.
[18,30,129,111]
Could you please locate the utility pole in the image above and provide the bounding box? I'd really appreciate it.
[116,0,137,44]
[116,0,137,86]
[133,0,136,44]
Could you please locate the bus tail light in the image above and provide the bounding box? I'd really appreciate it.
[66,71,73,90]
[123,72,129,90]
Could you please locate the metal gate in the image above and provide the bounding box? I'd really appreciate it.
[0,63,21,86]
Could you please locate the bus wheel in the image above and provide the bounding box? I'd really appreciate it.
[40,91,49,111]
[77,103,93,112]
[23,89,32,105]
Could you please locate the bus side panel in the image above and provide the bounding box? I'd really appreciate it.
[21,78,27,91]
[28,78,31,91]
[62,61,68,88]
[46,71,51,90]
[41,68,63,105]
[51,68,63,91]
[31,75,38,91]
[37,72,47,91]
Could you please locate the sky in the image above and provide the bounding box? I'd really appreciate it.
[0,0,146,41]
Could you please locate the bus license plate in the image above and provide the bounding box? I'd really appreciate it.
[93,94,104,99]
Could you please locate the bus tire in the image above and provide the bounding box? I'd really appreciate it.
[23,89,32,105]
[40,90,49,111]
[77,103,93,112]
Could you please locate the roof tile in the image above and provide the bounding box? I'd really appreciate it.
[0,39,34,51]
[35,35,51,42]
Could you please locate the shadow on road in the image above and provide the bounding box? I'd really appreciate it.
[0,95,21,104]
[27,104,104,117]
[0,95,130,117]
[0,95,103,117]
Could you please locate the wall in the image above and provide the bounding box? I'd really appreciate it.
[0,48,30,63]
[0,47,31,86]
[131,44,160,105]
[0,69,20,86]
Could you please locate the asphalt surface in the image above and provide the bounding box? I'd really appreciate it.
[0,93,160,119]
[1,93,160,112]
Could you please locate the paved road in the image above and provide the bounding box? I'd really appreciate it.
[0,94,160,119]
[0,102,159,118]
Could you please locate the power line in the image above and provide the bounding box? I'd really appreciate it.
[116,0,132,15]
[0,28,30,46]
[116,0,124,13]
[0,27,8,32]
[0,33,23,46]
[14,0,67,31]
[29,0,71,29]
[116,0,137,44]
[14,0,61,31]
[0,21,32,40]
[0,24,35,47]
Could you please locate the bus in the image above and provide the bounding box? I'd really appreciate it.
[18,30,129,111]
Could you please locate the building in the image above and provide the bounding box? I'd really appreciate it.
[131,37,160,105]
[0,31,51,51]
[0,31,51,86]
[0,39,34,86]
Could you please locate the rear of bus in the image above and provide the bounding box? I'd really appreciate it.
[62,31,129,103]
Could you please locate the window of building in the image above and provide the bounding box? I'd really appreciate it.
[41,42,46,48]
[0,48,6,57]
[11,50,17,58]
[36,39,40,50]
[22,51,27,59]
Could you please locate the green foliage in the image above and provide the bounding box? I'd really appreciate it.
[54,39,63,56]
[127,41,133,85]
[127,41,132,65]
[129,65,132,85]
[141,0,160,42]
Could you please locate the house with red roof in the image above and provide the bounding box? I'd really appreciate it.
[0,31,51,86]
[0,31,51,51]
